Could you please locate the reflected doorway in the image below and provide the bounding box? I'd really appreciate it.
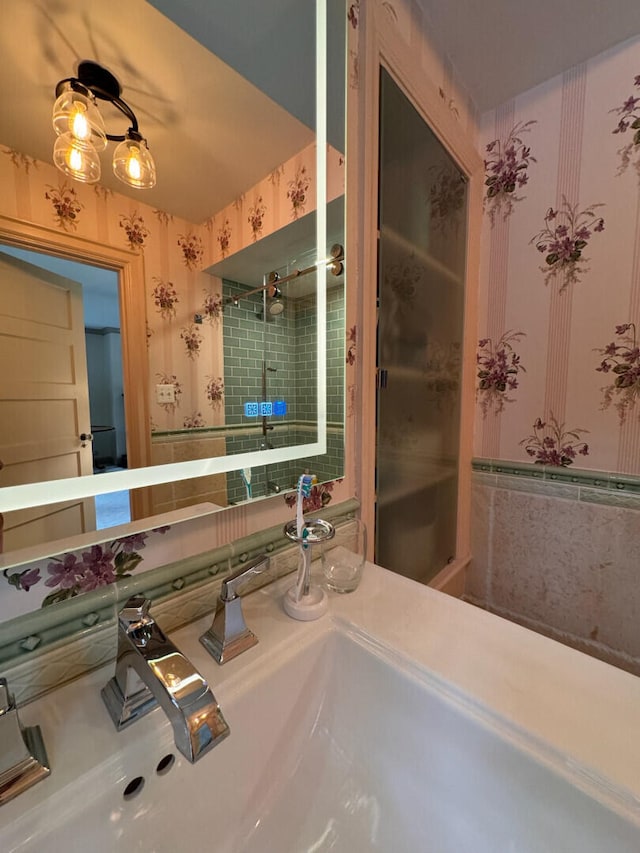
[0,246,131,537]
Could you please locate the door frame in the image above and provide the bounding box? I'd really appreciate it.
[0,213,152,520]
[357,2,483,575]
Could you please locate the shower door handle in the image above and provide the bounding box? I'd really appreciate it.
[378,368,388,389]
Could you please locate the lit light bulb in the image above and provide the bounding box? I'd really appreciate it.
[67,145,84,173]
[53,132,100,183]
[70,103,90,141]
[126,146,142,182]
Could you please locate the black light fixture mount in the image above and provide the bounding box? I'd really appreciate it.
[52,60,156,189]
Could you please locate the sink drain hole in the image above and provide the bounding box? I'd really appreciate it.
[156,753,176,776]
[123,776,145,800]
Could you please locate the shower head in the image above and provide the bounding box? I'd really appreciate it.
[266,283,284,316]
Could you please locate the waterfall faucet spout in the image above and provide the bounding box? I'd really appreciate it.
[101,597,229,763]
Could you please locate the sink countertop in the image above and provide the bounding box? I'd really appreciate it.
[2,561,640,830]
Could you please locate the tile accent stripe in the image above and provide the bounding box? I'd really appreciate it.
[543,64,587,423]
[472,457,640,509]
[481,100,515,459]
[617,187,640,474]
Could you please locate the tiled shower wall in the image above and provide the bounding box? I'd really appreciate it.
[223,280,344,504]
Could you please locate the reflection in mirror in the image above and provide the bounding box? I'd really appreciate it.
[0,0,346,571]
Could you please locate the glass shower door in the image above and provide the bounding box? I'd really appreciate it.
[375,68,468,584]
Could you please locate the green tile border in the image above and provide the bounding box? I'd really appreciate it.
[473,457,640,510]
[0,498,359,666]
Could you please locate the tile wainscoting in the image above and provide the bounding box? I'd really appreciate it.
[0,499,359,706]
[468,460,640,676]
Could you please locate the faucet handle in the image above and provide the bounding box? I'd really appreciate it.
[200,554,269,664]
[0,678,50,805]
[118,596,155,633]
[221,554,270,601]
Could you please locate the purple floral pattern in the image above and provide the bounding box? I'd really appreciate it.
[3,529,169,607]
[205,376,224,408]
[520,414,589,467]
[530,197,605,291]
[202,290,223,324]
[346,326,357,366]
[284,479,343,513]
[386,255,421,304]
[153,209,172,225]
[177,233,203,270]
[217,218,232,258]
[611,74,640,179]
[268,166,284,186]
[181,324,203,359]
[484,120,537,224]
[119,212,149,251]
[152,277,179,318]
[3,147,37,173]
[44,182,83,231]
[248,196,266,242]
[429,163,465,232]
[423,341,461,407]
[477,331,526,416]
[287,165,310,220]
[596,323,640,423]
[183,412,205,429]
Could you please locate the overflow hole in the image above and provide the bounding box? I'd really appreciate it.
[123,776,145,801]
[156,753,176,776]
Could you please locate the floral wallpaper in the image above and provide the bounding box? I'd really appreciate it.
[3,527,170,610]
[0,140,344,439]
[475,36,640,474]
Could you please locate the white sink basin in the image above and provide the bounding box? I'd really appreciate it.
[3,566,640,852]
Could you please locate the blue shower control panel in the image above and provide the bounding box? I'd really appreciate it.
[244,400,287,417]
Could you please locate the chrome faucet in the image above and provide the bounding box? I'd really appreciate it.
[101,596,229,763]
[0,677,50,806]
[200,555,270,664]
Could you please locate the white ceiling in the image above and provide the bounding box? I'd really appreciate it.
[0,0,315,223]
[4,1,636,228]
[419,0,640,112]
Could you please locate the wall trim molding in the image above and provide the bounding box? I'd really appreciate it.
[473,457,640,509]
[0,498,360,704]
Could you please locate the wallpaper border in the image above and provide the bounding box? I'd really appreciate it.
[473,457,640,509]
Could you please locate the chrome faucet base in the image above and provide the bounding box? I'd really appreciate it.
[101,676,158,731]
[0,679,50,806]
[101,596,230,763]
[200,625,258,665]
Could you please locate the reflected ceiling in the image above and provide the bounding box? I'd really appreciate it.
[0,0,314,222]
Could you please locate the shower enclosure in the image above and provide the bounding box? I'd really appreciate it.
[222,246,345,504]
[375,68,468,584]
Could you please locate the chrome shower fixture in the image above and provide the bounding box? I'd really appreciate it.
[266,275,285,315]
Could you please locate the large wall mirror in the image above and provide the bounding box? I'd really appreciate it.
[0,0,346,567]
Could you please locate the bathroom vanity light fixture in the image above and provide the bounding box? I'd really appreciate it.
[52,61,156,189]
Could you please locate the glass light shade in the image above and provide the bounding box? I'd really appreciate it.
[53,133,101,183]
[52,84,107,152]
[112,135,156,189]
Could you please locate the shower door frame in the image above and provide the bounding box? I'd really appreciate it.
[356,4,484,593]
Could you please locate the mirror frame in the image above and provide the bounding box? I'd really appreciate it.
[0,0,328,515]
[0,0,327,518]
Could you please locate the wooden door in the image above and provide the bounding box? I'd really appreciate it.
[0,251,96,551]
